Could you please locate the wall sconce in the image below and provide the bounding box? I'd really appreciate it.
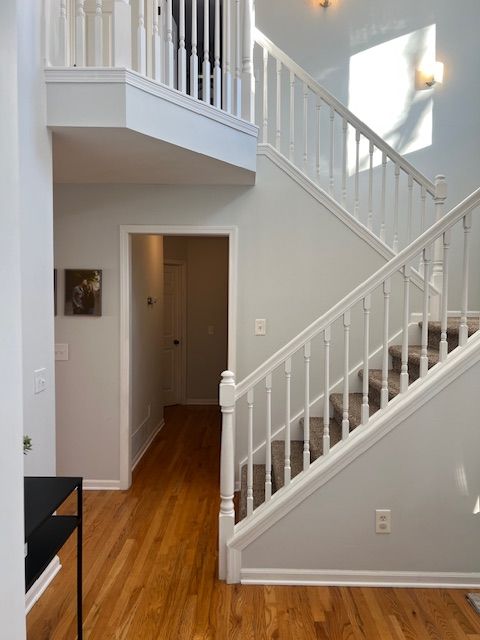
[418,61,444,87]
[319,0,331,6]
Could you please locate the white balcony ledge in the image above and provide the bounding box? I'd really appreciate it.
[45,68,258,184]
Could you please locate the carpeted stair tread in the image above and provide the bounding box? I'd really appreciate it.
[419,318,479,351]
[271,440,304,491]
[239,463,266,521]
[299,417,342,460]
[389,344,439,369]
[330,392,380,428]
[358,368,401,404]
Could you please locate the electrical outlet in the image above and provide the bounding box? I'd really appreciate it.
[255,319,266,336]
[375,509,391,534]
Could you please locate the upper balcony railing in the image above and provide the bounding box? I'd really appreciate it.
[45,0,255,121]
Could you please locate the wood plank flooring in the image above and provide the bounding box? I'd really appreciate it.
[27,405,480,639]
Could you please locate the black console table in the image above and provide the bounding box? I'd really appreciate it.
[24,477,83,639]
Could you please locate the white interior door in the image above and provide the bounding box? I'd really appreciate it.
[162,263,185,405]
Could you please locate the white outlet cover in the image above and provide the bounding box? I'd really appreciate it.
[34,368,47,394]
[55,343,69,361]
[375,509,392,534]
[255,319,267,336]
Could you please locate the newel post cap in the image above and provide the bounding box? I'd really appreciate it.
[220,371,236,407]
[434,174,447,201]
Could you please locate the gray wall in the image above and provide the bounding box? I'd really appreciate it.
[54,154,404,482]
[243,354,480,575]
[131,235,164,464]
[256,0,480,308]
[164,236,229,403]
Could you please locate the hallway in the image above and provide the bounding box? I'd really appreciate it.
[27,406,480,639]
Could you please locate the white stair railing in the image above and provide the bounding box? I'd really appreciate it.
[219,186,480,578]
[253,29,447,255]
[46,0,256,121]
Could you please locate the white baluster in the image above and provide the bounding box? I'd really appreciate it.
[400,266,410,393]
[275,59,282,151]
[329,106,335,196]
[342,119,348,207]
[420,246,431,378]
[152,0,162,81]
[342,311,350,440]
[246,388,254,516]
[459,213,472,347]
[265,374,272,501]
[431,175,448,320]
[303,83,308,172]
[315,99,321,182]
[190,0,198,98]
[234,0,241,116]
[303,342,311,471]
[419,185,427,273]
[367,141,374,230]
[380,153,387,242]
[323,327,331,454]
[381,279,391,409]
[407,175,413,243]
[165,0,174,86]
[393,164,400,252]
[112,0,132,68]
[202,0,211,102]
[75,0,86,67]
[135,0,146,75]
[361,295,371,425]
[439,230,450,362]
[59,0,68,66]
[289,71,295,162]
[354,129,360,219]
[94,0,103,66]
[284,358,292,486]
[262,48,268,142]
[178,0,187,92]
[218,370,235,580]
[223,0,232,112]
[241,0,255,122]
[213,0,221,106]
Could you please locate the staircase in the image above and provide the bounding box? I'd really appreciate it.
[238,317,480,520]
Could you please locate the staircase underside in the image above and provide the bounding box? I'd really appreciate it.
[46,68,258,185]
[239,317,479,521]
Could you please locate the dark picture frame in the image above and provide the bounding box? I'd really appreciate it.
[65,269,102,316]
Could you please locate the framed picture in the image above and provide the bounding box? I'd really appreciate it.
[65,269,102,316]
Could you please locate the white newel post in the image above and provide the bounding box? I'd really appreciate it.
[218,371,236,581]
[430,175,447,320]
[112,0,132,68]
[241,0,255,122]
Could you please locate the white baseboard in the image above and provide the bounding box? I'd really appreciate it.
[132,419,164,471]
[185,399,218,405]
[25,556,61,614]
[83,479,122,490]
[241,568,480,589]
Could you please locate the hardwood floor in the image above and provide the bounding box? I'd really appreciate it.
[28,405,480,639]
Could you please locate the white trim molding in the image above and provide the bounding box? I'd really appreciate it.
[83,479,122,491]
[132,419,165,471]
[120,225,238,491]
[25,557,61,614]
[241,568,480,589]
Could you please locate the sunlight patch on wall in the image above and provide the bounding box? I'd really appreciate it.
[348,24,435,173]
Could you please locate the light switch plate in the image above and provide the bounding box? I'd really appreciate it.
[34,368,47,394]
[255,319,267,336]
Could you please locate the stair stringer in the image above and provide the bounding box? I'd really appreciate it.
[226,331,480,584]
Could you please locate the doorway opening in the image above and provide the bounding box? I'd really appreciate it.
[119,225,237,489]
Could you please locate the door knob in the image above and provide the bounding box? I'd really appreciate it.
[173,339,180,345]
